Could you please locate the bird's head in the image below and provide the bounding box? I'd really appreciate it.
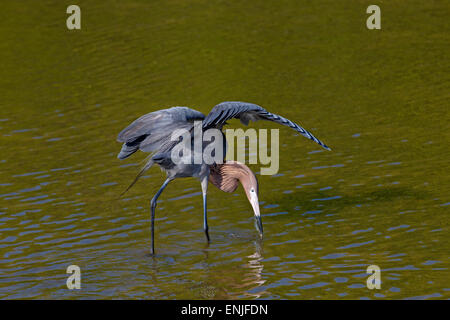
[209,161,263,237]
[240,168,263,238]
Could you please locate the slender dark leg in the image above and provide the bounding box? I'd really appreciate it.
[201,175,210,242]
[150,178,171,255]
[203,192,210,242]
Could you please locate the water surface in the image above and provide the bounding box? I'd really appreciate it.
[0,0,448,299]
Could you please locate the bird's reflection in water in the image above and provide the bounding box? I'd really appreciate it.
[142,237,269,299]
[233,240,269,299]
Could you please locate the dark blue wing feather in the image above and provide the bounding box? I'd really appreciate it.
[117,106,205,159]
[203,101,331,150]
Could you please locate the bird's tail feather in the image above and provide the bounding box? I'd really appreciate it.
[119,158,154,197]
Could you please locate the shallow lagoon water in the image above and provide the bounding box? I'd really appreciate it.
[0,1,448,299]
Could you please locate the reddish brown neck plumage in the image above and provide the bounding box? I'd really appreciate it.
[209,161,262,236]
[209,161,258,194]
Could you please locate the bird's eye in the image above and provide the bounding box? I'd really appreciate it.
[251,189,254,193]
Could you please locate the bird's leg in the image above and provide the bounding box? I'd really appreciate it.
[201,175,210,243]
[150,178,171,255]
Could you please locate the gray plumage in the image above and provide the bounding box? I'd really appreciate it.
[117,101,331,254]
[117,106,205,160]
[203,101,331,151]
[117,106,206,195]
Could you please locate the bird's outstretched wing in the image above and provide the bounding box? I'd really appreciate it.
[117,106,205,159]
[117,106,205,195]
[203,101,331,151]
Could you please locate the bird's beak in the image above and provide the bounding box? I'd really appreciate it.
[250,195,263,238]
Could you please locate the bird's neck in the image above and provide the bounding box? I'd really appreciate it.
[208,161,254,193]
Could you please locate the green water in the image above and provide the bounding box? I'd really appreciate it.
[0,0,449,299]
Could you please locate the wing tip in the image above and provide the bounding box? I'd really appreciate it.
[117,152,128,160]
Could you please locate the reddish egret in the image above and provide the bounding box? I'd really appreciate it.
[117,101,330,254]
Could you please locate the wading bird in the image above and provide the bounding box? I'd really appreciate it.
[117,101,330,254]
